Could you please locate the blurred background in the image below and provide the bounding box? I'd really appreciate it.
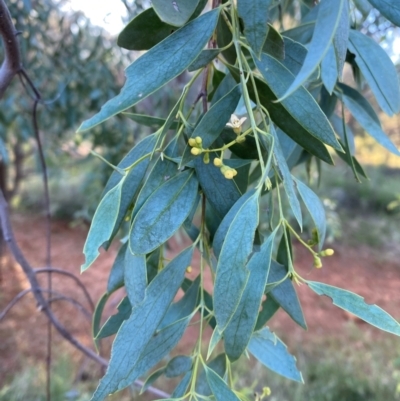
[0,0,400,400]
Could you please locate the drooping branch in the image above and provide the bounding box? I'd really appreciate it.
[0,0,22,98]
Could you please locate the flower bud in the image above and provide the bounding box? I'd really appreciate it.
[195,136,202,145]
[191,147,201,155]
[224,169,235,179]
[320,248,334,257]
[313,256,322,269]
[186,266,192,273]
[213,157,223,167]
[203,153,210,164]
[188,138,197,147]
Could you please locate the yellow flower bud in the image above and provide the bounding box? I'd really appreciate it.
[195,136,202,145]
[313,256,322,269]
[220,165,229,174]
[213,157,223,167]
[224,169,235,179]
[186,266,192,273]
[320,248,334,257]
[203,153,210,164]
[188,138,197,147]
[191,147,202,155]
[262,387,271,397]
[232,168,238,177]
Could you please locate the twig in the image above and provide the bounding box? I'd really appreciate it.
[0,288,31,321]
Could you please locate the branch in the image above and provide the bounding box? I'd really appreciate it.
[0,0,22,98]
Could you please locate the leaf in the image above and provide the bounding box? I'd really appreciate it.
[205,367,241,401]
[224,228,278,362]
[293,178,326,251]
[367,0,400,26]
[268,261,307,330]
[196,354,226,396]
[321,45,338,94]
[348,29,400,115]
[124,250,147,307]
[248,328,303,382]
[280,0,345,100]
[78,9,220,132]
[308,281,400,336]
[117,8,175,51]
[122,113,178,129]
[97,297,131,339]
[283,22,315,44]
[194,154,242,219]
[354,0,372,16]
[270,125,302,229]
[228,66,334,164]
[255,296,280,330]
[253,52,341,151]
[263,24,285,60]
[165,356,193,378]
[214,191,260,331]
[337,83,400,156]
[81,180,123,272]
[238,0,272,57]
[152,0,200,27]
[213,190,256,258]
[91,246,193,400]
[171,371,192,398]
[93,293,109,347]
[333,0,349,79]
[130,170,198,255]
[181,85,242,166]
[107,243,126,293]
[188,49,221,72]
[140,368,165,394]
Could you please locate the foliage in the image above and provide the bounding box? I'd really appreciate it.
[78,0,400,400]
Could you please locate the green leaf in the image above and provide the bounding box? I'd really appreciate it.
[117,8,175,51]
[124,250,147,307]
[122,113,178,129]
[188,49,221,72]
[263,24,285,60]
[348,29,400,115]
[140,368,165,394]
[130,170,198,255]
[97,297,131,339]
[165,356,193,378]
[224,228,278,362]
[321,45,338,94]
[78,9,220,132]
[171,371,192,398]
[228,67,334,164]
[308,281,400,336]
[214,191,260,331]
[353,0,372,16]
[337,83,400,156]
[81,180,123,272]
[283,22,315,44]
[107,243,126,293]
[213,190,256,258]
[280,0,345,100]
[194,154,242,219]
[196,354,226,396]
[152,0,200,27]
[205,367,241,401]
[91,246,193,400]
[248,328,303,382]
[333,0,349,79]
[367,0,400,26]
[255,296,280,330]
[270,125,302,229]
[253,52,341,151]
[93,293,109,347]
[181,85,241,166]
[268,261,307,330]
[293,178,326,251]
[238,0,272,57]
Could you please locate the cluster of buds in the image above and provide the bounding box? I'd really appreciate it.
[313,248,334,269]
[213,157,237,180]
[188,136,203,155]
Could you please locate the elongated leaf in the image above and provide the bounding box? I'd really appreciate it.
[228,67,334,164]
[152,0,200,27]
[122,113,178,129]
[348,29,400,115]
[293,178,326,251]
[82,180,123,272]
[107,243,126,293]
[280,0,344,99]
[263,24,285,60]
[255,296,280,330]
[254,53,341,151]
[270,126,302,228]
[130,170,198,255]
[140,369,165,394]
[338,83,400,155]
[333,0,349,79]
[124,250,147,307]
[93,293,109,346]
[283,22,315,44]
[321,45,338,94]
[79,9,220,132]
[224,229,277,361]
[117,8,175,51]
[96,297,131,339]
[188,49,221,72]
[91,247,193,400]
[196,354,227,396]
[214,191,259,331]
[165,356,193,378]
[238,0,272,57]
[206,367,241,401]
[330,114,355,155]
[213,190,256,257]
[194,154,242,219]
[367,0,400,26]
[308,281,400,335]
[268,261,307,329]
[171,371,192,398]
[181,85,241,166]
[354,0,372,16]
[248,328,303,382]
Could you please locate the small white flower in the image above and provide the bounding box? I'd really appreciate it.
[226,114,247,134]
